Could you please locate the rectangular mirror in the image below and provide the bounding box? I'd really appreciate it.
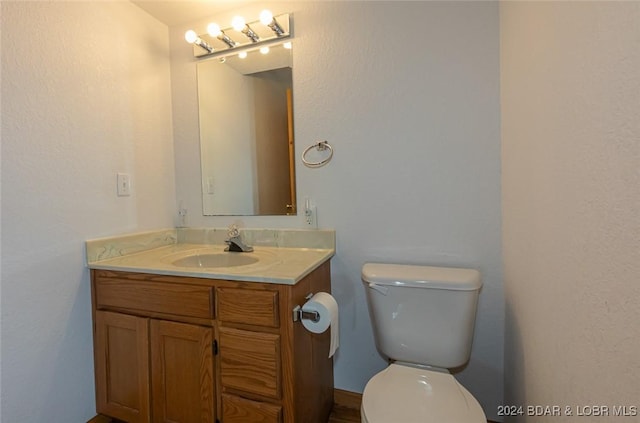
[197,44,296,216]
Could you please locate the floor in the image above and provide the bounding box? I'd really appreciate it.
[88,406,360,423]
[90,407,502,423]
[89,386,495,423]
[89,403,361,423]
[329,403,361,423]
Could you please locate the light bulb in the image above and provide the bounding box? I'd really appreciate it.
[238,51,248,59]
[283,41,292,49]
[185,30,198,44]
[260,10,274,25]
[260,46,270,55]
[207,23,221,37]
[232,16,246,31]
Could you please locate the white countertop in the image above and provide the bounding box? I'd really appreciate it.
[87,229,335,285]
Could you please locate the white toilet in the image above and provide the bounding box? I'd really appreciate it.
[361,263,486,423]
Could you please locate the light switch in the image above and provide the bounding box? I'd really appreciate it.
[117,173,131,196]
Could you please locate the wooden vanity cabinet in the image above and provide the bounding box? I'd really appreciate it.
[91,261,333,423]
[93,290,215,423]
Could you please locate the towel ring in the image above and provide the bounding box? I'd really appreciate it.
[302,141,333,168]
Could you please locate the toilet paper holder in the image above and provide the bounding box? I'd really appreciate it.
[292,305,320,323]
[292,293,321,323]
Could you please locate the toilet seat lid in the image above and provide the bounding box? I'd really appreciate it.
[362,364,486,423]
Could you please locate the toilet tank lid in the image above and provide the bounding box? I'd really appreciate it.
[362,263,481,291]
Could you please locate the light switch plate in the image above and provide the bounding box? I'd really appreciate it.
[117,173,131,196]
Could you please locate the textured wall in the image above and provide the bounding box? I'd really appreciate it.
[1,2,175,421]
[501,2,640,420]
[171,1,504,419]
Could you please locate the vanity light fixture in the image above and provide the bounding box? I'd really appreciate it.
[207,23,237,48]
[260,10,285,36]
[185,29,214,53]
[185,12,291,59]
[232,16,261,43]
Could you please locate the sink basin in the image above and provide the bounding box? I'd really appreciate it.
[171,253,259,268]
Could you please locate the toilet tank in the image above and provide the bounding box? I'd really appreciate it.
[362,263,481,369]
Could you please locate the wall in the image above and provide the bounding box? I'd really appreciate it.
[171,1,504,419]
[501,2,640,419]
[0,2,176,421]
[198,60,257,215]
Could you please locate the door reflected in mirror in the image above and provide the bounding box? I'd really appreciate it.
[197,44,296,216]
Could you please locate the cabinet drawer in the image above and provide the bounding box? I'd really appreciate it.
[95,278,213,319]
[217,287,279,328]
[221,394,281,423]
[219,327,281,399]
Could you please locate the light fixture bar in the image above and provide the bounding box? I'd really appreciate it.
[260,9,284,37]
[260,10,285,36]
[267,18,285,36]
[194,38,214,53]
[232,16,260,43]
[188,12,291,59]
[207,23,237,49]
[185,30,214,53]
[240,25,260,43]
[218,31,237,48]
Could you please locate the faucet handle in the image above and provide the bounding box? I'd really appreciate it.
[227,224,240,239]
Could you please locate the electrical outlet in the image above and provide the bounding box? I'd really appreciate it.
[117,173,131,196]
[305,205,317,228]
[178,206,187,227]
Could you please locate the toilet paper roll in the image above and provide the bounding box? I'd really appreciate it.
[301,292,339,358]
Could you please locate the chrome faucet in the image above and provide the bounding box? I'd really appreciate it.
[225,224,254,252]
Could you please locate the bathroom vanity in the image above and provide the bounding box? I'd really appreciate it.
[87,229,335,423]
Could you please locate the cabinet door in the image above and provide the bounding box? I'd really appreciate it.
[150,320,215,423]
[95,311,151,423]
[219,327,281,399]
[221,394,282,423]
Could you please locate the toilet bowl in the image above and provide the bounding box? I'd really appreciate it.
[361,263,486,423]
[361,364,486,423]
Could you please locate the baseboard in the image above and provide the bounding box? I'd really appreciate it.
[86,416,113,423]
[333,388,362,411]
[87,415,126,423]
